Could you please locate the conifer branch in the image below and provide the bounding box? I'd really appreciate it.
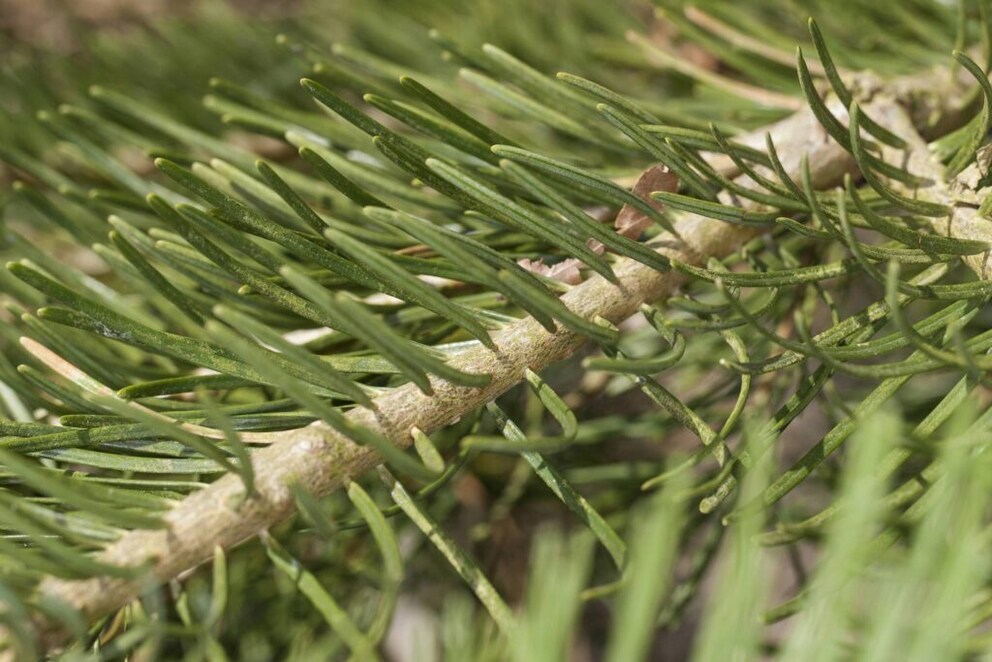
[27,61,983,655]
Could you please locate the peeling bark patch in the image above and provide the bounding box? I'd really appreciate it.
[615,165,678,240]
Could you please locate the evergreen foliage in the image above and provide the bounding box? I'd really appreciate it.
[0,0,991,659]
